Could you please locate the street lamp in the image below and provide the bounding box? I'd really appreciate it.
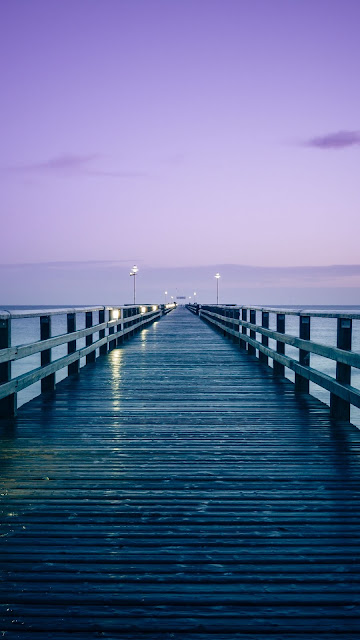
[164,291,168,303]
[129,265,138,304]
[215,273,220,304]
[194,292,197,303]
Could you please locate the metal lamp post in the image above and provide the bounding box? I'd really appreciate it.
[165,291,168,304]
[129,265,138,304]
[215,273,220,304]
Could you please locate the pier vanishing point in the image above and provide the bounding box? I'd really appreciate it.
[1,303,360,638]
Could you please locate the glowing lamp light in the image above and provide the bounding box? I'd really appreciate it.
[152,305,158,311]
[112,309,120,320]
[140,306,147,314]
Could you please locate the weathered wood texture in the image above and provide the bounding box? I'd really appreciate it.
[1,306,360,638]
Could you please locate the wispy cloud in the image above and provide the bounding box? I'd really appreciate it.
[2,153,148,178]
[5,153,98,173]
[88,169,148,178]
[0,259,141,270]
[305,130,360,150]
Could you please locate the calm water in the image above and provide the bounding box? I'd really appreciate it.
[3,305,360,429]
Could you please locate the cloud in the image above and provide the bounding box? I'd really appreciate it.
[5,153,98,173]
[305,130,360,150]
[88,169,148,178]
[2,261,360,288]
[2,153,148,178]
[0,259,140,270]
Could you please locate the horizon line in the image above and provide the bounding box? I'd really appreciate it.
[1,260,360,271]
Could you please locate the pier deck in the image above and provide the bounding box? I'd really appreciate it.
[1,306,360,638]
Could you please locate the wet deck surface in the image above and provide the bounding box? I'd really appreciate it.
[1,306,360,639]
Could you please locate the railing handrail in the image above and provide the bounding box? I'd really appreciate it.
[0,309,158,365]
[199,308,360,370]
[188,303,359,422]
[0,317,153,401]
[0,303,176,417]
[193,304,360,320]
[0,304,157,320]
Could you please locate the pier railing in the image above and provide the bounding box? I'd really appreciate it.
[188,303,360,422]
[0,303,175,417]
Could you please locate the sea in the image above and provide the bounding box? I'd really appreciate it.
[3,305,360,429]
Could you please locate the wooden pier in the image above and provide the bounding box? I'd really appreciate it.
[1,305,360,638]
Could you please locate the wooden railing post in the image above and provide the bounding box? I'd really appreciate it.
[223,308,227,336]
[109,310,115,350]
[240,309,247,350]
[116,310,122,346]
[67,313,79,375]
[99,308,108,355]
[134,307,139,334]
[0,317,16,417]
[85,311,96,364]
[259,311,269,365]
[233,309,240,343]
[330,318,352,421]
[295,316,310,393]
[248,310,256,355]
[134,307,138,335]
[124,308,129,340]
[40,315,56,392]
[273,314,285,376]
[119,308,125,345]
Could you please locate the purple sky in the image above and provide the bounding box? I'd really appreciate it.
[1,1,360,302]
